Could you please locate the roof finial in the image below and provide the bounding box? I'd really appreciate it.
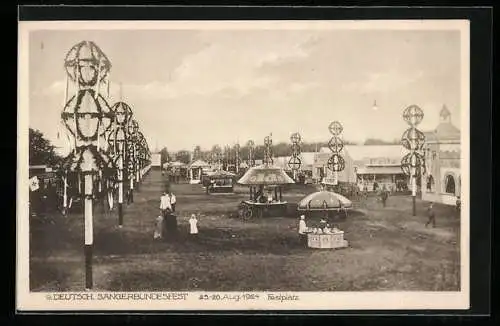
[440,104,451,119]
[439,104,452,124]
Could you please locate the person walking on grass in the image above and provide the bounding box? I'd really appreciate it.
[380,185,389,207]
[154,214,163,240]
[425,203,436,228]
[189,214,199,240]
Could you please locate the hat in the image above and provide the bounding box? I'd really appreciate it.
[191,214,196,218]
[300,215,305,219]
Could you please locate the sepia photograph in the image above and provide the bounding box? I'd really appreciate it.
[17,19,470,311]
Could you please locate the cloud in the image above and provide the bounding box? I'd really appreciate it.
[32,80,66,97]
[113,35,317,101]
[119,32,315,100]
[341,69,425,93]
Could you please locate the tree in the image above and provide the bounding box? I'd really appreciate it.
[29,128,62,166]
[175,150,191,164]
[159,147,171,165]
[364,138,395,145]
[193,145,202,161]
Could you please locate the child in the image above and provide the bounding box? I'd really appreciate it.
[154,215,163,240]
[189,214,199,239]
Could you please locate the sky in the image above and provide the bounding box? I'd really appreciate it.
[28,27,462,152]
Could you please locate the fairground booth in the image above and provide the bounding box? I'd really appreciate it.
[165,161,188,183]
[204,170,236,194]
[188,159,211,184]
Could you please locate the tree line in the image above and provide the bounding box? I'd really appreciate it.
[160,138,401,165]
[27,128,401,167]
[29,128,63,166]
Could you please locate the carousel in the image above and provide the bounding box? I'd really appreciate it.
[205,169,236,194]
[237,164,295,219]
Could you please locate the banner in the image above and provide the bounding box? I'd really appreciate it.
[29,176,40,191]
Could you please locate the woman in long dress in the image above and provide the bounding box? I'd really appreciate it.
[189,214,199,241]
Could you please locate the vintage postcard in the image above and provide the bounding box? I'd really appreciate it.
[17,19,470,311]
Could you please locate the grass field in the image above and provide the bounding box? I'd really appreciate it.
[29,169,461,292]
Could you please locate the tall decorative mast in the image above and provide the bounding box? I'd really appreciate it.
[288,132,302,181]
[263,133,273,166]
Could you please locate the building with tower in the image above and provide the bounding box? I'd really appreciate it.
[421,105,461,205]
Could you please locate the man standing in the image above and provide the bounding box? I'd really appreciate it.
[168,190,177,213]
[425,203,436,228]
[160,191,172,218]
[380,185,389,207]
[298,215,308,247]
[159,191,171,238]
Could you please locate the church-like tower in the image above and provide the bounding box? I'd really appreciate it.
[439,104,452,124]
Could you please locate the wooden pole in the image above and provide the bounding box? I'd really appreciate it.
[84,173,94,289]
[118,142,124,226]
[63,171,68,214]
[412,169,417,216]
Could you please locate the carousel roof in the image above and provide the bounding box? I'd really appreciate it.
[189,159,210,168]
[169,161,187,167]
[206,170,236,178]
[297,191,353,211]
[237,164,295,185]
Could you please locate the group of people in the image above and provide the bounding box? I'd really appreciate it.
[254,185,277,204]
[154,188,199,241]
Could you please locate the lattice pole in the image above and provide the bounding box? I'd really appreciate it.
[263,134,273,166]
[288,132,302,181]
[401,105,426,216]
[327,121,345,186]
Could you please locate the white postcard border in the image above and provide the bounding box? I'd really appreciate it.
[17,19,470,311]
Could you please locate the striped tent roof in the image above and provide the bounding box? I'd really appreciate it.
[237,164,295,185]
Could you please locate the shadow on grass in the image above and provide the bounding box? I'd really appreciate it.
[30,261,74,291]
[93,225,306,257]
[30,216,82,256]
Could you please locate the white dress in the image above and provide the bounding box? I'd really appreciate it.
[154,215,163,239]
[189,218,198,234]
[298,220,307,234]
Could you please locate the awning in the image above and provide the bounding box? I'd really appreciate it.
[356,166,405,175]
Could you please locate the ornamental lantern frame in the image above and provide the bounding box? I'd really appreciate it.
[288,132,302,181]
[263,134,273,166]
[247,140,255,167]
[64,40,112,88]
[400,104,426,217]
[326,121,345,186]
[60,41,113,291]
